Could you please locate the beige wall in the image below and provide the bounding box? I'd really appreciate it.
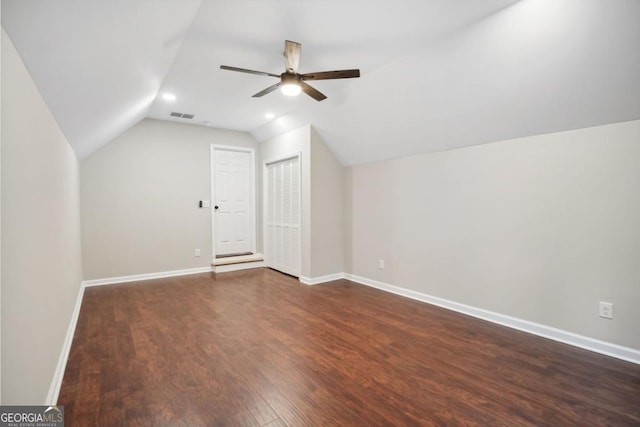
[310,128,344,277]
[1,19,3,406]
[343,168,354,275]
[1,30,83,403]
[347,120,640,350]
[81,119,258,280]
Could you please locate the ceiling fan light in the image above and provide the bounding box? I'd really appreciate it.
[281,83,301,97]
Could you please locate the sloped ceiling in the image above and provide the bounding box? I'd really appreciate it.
[2,0,639,164]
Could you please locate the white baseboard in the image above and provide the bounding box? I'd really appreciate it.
[344,273,640,365]
[46,282,85,404]
[82,266,213,287]
[299,273,346,285]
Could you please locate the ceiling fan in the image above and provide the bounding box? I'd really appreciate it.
[220,40,360,101]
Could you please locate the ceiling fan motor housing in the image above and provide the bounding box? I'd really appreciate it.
[281,72,301,85]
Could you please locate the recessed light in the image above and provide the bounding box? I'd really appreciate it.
[265,112,276,120]
[162,93,176,102]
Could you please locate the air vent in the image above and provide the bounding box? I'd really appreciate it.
[169,112,195,119]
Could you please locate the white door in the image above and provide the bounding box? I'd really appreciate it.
[213,147,253,256]
[265,156,301,276]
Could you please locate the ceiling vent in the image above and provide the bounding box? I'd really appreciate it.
[170,112,195,119]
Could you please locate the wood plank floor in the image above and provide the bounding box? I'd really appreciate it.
[58,268,640,426]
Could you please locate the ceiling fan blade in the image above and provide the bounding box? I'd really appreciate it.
[252,82,282,98]
[284,40,301,73]
[220,65,280,78]
[301,69,360,81]
[300,82,327,101]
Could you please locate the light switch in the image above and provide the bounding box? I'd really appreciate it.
[202,200,211,208]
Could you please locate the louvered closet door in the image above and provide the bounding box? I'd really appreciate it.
[265,156,301,277]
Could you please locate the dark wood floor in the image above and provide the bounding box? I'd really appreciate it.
[59,268,640,426]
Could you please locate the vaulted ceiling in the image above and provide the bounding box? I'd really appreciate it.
[3,0,639,165]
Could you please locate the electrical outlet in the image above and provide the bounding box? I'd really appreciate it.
[195,248,201,257]
[599,301,613,319]
[378,259,385,269]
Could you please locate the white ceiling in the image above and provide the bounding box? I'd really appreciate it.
[2,0,639,164]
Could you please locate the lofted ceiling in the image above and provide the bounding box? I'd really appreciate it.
[2,0,639,165]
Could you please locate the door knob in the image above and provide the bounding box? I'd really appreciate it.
[214,205,219,210]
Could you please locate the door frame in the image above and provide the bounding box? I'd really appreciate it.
[263,151,302,275]
[210,144,256,260]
